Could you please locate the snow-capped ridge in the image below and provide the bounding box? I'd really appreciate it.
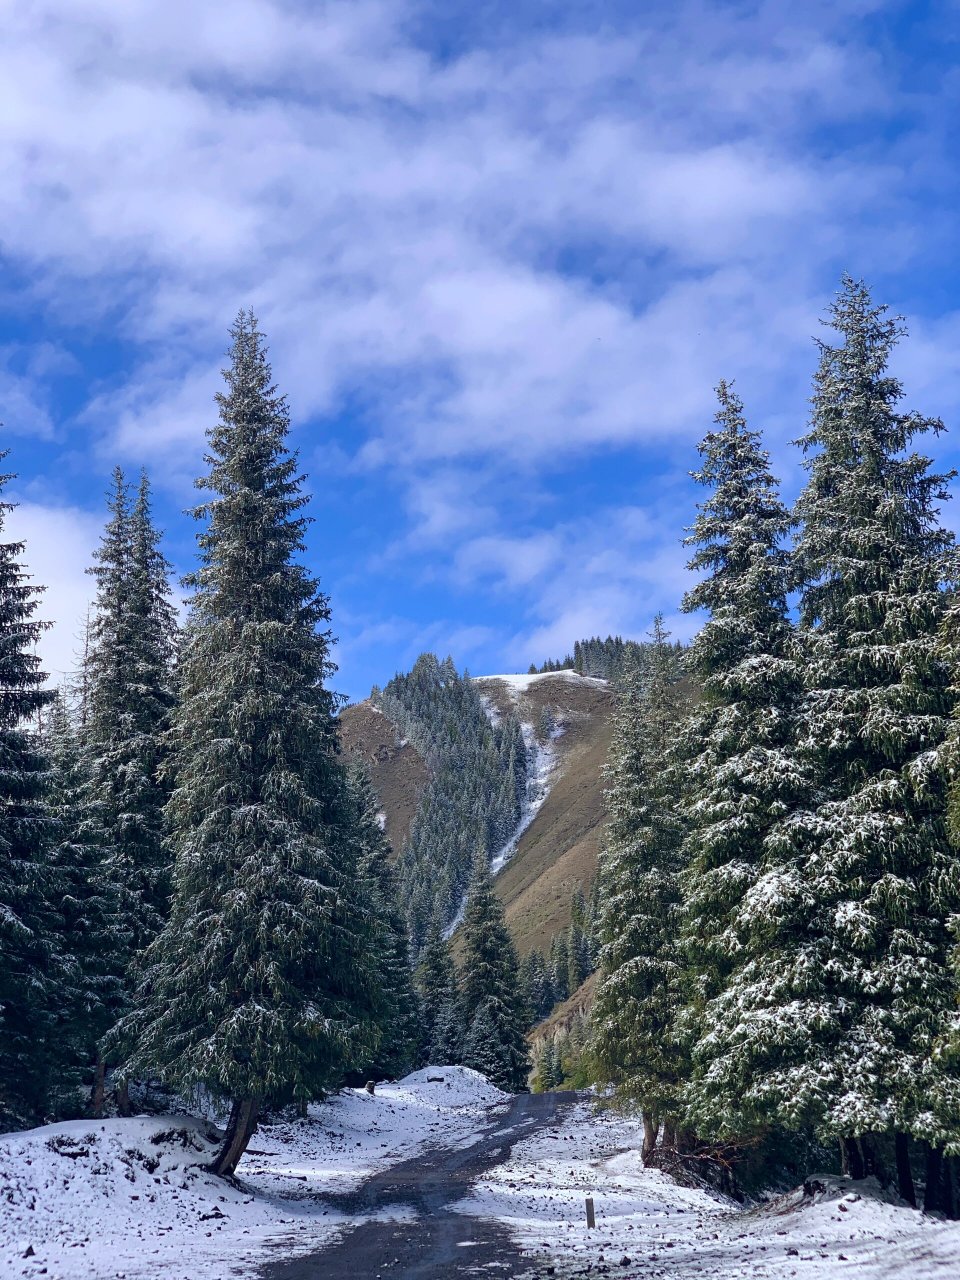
[476,669,608,696]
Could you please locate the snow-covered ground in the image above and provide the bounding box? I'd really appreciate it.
[6,1074,958,1280]
[459,1097,960,1279]
[0,1067,506,1280]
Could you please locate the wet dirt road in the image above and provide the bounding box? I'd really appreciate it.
[259,1090,577,1280]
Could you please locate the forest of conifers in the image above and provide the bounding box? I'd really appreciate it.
[2,277,960,1209]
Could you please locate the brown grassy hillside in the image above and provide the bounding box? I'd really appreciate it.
[338,700,429,854]
[475,672,613,956]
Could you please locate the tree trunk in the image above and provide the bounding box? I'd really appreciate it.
[943,1156,956,1220]
[641,1112,657,1163]
[90,1059,106,1118]
[116,1079,132,1118]
[211,1097,260,1178]
[843,1136,865,1181]
[923,1144,944,1214]
[662,1120,677,1149]
[895,1132,916,1207]
[860,1133,886,1185]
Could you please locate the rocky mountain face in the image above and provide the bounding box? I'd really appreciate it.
[338,669,613,959]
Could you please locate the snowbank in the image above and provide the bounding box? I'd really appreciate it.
[0,1067,505,1280]
[459,1099,960,1279]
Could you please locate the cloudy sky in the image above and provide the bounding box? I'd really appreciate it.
[2,0,959,699]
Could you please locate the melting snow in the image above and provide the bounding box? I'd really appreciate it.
[490,718,563,876]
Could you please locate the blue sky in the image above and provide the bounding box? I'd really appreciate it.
[2,0,960,701]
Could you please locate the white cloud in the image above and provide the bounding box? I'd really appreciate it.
[0,0,954,683]
[4,499,101,684]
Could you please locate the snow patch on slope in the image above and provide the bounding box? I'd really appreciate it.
[490,717,563,876]
[477,669,608,694]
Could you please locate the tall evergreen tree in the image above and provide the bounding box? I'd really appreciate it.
[459,851,528,1091]
[706,280,960,1182]
[591,617,689,1138]
[113,312,375,1175]
[0,460,57,1128]
[413,923,462,1066]
[676,383,807,1138]
[82,468,177,1109]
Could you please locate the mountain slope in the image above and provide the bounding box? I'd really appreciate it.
[339,670,613,959]
[474,672,612,955]
[337,700,429,855]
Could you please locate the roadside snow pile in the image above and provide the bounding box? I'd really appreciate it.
[460,1098,960,1279]
[394,1065,509,1110]
[0,1067,505,1280]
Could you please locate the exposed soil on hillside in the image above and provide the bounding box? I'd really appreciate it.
[338,700,430,854]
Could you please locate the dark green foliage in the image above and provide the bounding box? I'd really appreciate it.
[44,691,121,1111]
[379,653,527,952]
[592,616,690,1120]
[413,923,462,1066]
[532,634,685,684]
[459,852,529,1091]
[519,948,553,1025]
[83,468,177,1039]
[707,280,960,1150]
[345,762,418,1080]
[0,461,57,1128]
[113,313,376,1117]
[550,932,570,1004]
[533,1038,562,1091]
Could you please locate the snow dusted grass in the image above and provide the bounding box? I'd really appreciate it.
[459,1097,960,1279]
[478,671,608,694]
[0,1066,506,1280]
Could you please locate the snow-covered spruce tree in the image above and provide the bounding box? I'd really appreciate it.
[82,468,177,1110]
[677,383,807,1140]
[591,618,689,1151]
[798,282,960,1190]
[459,850,528,1090]
[706,280,959,1195]
[0,460,58,1128]
[429,989,464,1067]
[550,932,570,1003]
[345,761,418,1079]
[413,923,462,1067]
[113,312,376,1176]
[44,691,122,1114]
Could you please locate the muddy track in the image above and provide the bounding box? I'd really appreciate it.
[259,1090,577,1280]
